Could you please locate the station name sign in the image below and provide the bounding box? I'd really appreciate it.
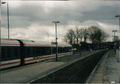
[51,42,58,45]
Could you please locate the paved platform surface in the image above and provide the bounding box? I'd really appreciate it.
[1,50,104,83]
[86,49,120,84]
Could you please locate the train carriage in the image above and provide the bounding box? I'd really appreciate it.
[1,38,72,69]
[1,39,21,68]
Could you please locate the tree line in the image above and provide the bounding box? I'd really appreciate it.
[63,26,110,45]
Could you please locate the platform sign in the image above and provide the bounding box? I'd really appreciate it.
[51,42,58,45]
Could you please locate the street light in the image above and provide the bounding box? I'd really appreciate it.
[112,30,117,39]
[52,21,60,61]
[2,2,10,39]
[115,15,120,33]
[112,30,117,55]
[115,15,120,62]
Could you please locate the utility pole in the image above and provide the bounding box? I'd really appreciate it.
[52,21,60,61]
[112,30,117,41]
[2,2,10,39]
[112,30,117,55]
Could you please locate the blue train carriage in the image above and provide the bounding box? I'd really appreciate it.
[23,40,73,63]
[57,42,73,57]
[1,38,73,69]
[1,38,21,69]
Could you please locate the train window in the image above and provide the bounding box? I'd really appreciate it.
[58,48,59,52]
[28,48,31,56]
[52,47,54,53]
[62,48,63,52]
[7,48,11,58]
[1,48,5,58]
[42,47,46,55]
[65,48,66,52]
[65,48,67,52]
[52,47,56,54]
[36,47,40,55]
[14,48,18,57]
[51,47,52,54]
[58,47,61,53]
[46,47,50,54]
[69,47,71,52]
[61,48,62,52]
[66,48,68,52]
[65,47,67,52]
[63,48,65,52]
[61,48,63,52]
[33,48,36,55]
[58,48,60,53]
[67,48,69,52]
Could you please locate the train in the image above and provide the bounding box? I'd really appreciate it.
[1,38,72,69]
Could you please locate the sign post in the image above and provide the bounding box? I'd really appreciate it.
[52,21,60,61]
[79,44,81,55]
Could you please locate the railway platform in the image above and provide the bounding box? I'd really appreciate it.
[86,49,120,84]
[1,50,104,83]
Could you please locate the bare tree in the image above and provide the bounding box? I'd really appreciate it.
[99,29,109,42]
[64,28,75,45]
[75,26,80,44]
[88,26,109,43]
[63,36,68,43]
[87,26,97,43]
[83,28,89,42]
[78,28,84,42]
[64,26,89,44]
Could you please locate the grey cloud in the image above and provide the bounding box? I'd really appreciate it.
[1,1,120,29]
[78,4,120,25]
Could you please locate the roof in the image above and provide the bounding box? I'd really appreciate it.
[1,38,71,47]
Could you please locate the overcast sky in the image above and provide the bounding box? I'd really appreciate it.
[1,1,120,43]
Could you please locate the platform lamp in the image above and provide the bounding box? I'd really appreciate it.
[2,2,10,39]
[52,21,60,61]
[115,15,120,62]
[115,15,120,42]
[115,15,120,32]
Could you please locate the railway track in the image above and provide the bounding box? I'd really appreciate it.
[65,51,105,83]
[31,50,107,83]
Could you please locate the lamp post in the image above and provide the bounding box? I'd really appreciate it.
[112,30,117,55]
[52,21,60,61]
[2,2,9,39]
[115,15,120,45]
[115,15,120,32]
[115,15,120,62]
[112,30,117,40]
